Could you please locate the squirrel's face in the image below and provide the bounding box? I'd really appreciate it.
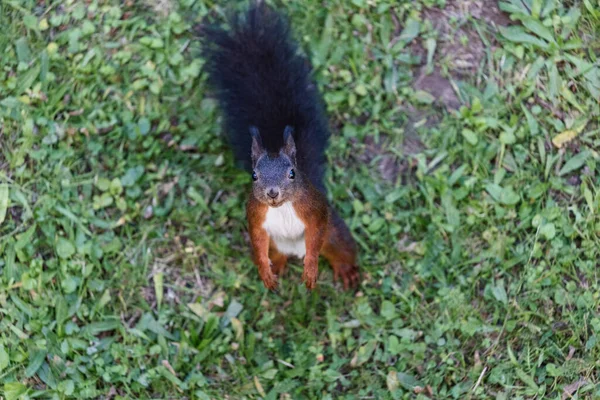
[252,154,301,207]
[250,126,301,207]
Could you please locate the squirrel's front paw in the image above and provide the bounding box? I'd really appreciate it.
[260,270,278,290]
[302,258,318,290]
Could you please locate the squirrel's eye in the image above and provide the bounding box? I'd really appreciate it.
[288,169,295,179]
[252,171,258,181]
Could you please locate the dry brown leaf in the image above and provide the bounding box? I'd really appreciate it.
[561,378,588,400]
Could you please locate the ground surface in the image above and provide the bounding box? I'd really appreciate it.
[1,0,600,399]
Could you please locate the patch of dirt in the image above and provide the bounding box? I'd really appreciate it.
[377,154,401,182]
[357,136,406,184]
[410,0,511,110]
[413,67,461,110]
[358,109,432,183]
[423,8,486,77]
[428,0,511,31]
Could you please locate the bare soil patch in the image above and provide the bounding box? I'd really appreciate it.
[412,0,511,110]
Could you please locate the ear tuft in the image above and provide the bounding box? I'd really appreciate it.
[250,126,265,166]
[282,126,296,161]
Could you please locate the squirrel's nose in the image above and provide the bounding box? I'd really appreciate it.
[266,188,280,199]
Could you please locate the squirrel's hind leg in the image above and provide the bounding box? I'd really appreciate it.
[321,211,360,290]
[269,241,288,277]
[331,263,360,290]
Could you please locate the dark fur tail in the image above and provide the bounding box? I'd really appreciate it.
[200,3,330,192]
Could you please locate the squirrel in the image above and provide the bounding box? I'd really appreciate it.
[200,3,359,290]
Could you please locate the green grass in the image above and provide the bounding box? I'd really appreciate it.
[1,0,600,398]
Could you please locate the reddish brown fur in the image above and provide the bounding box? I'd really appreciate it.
[247,181,359,290]
[292,183,329,289]
[320,210,360,289]
[246,197,277,289]
[268,241,288,276]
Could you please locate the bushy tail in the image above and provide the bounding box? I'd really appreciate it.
[200,3,330,192]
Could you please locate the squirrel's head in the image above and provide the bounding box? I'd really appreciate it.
[250,126,301,207]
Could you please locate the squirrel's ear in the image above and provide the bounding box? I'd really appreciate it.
[250,126,265,166]
[282,126,296,162]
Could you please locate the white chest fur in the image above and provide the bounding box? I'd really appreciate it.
[263,202,306,258]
